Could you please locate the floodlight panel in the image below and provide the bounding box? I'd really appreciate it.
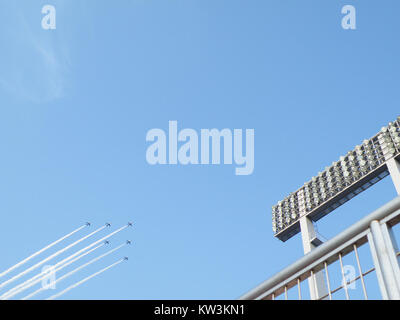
[273,116,400,242]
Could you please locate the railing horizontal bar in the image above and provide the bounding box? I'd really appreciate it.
[240,196,400,300]
[256,230,369,300]
[363,267,375,277]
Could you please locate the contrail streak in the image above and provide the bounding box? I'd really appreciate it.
[1,223,130,297]
[47,258,126,300]
[1,243,106,300]
[0,225,106,289]
[22,242,128,300]
[0,224,88,278]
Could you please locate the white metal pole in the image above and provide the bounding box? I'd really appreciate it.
[387,158,400,195]
[369,220,400,299]
[380,222,400,290]
[367,231,389,299]
[298,189,327,300]
[299,216,327,300]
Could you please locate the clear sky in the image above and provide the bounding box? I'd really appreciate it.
[0,0,399,299]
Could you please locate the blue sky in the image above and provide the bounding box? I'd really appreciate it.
[0,0,399,299]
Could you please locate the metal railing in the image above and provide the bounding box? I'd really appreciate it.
[240,196,400,300]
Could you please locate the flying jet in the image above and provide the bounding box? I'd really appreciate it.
[127,222,133,227]
[123,257,129,261]
[105,223,111,227]
[126,240,132,245]
[86,222,91,226]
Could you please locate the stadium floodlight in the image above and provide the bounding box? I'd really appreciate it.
[273,116,400,241]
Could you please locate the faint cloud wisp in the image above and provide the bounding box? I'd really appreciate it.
[0,2,71,104]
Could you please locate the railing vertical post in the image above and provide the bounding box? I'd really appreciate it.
[338,253,350,300]
[297,279,302,300]
[353,244,368,300]
[324,262,332,300]
[368,231,389,299]
[380,223,400,289]
[369,220,400,299]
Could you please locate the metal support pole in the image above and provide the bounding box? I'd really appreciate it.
[299,216,328,300]
[381,223,400,290]
[369,220,400,299]
[300,215,317,254]
[297,188,327,300]
[385,222,400,268]
[378,127,400,194]
[387,158,400,195]
[367,231,388,300]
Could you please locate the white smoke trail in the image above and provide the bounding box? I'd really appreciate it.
[0,225,106,290]
[22,242,128,300]
[1,243,105,300]
[47,258,126,300]
[1,223,130,297]
[0,224,88,278]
